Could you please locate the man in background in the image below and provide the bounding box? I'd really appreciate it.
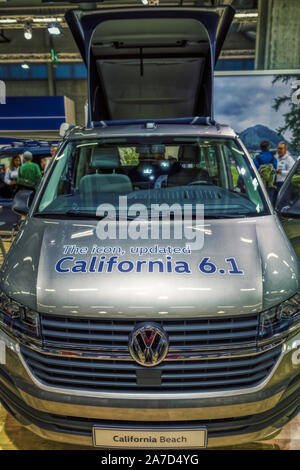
[275,142,295,196]
[17,151,42,192]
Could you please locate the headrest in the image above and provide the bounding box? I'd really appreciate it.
[136,145,151,156]
[178,145,199,163]
[91,147,120,169]
[151,144,165,154]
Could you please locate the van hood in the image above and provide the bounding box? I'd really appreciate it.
[1,216,299,319]
[65,5,235,122]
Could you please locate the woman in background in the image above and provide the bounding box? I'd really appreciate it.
[4,155,21,193]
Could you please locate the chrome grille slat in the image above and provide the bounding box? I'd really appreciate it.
[22,345,279,370]
[32,370,269,389]
[40,314,259,350]
[41,318,258,332]
[42,330,256,343]
[42,330,129,342]
[163,361,276,379]
[25,357,275,380]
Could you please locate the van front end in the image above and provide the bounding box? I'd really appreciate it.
[1,294,300,449]
[1,205,300,448]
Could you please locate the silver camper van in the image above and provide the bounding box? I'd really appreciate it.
[0,5,300,449]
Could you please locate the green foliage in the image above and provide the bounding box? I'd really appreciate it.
[272,75,300,154]
[119,147,139,166]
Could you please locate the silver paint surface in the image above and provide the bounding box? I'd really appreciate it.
[1,214,299,318]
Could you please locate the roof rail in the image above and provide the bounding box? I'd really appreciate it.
[92,117,216,128]
[9,139,57,148]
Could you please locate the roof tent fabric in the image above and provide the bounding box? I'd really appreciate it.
[65,6,234,123]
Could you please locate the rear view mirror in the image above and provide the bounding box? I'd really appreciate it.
[12,190,34,216]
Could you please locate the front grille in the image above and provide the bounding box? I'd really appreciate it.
[40,314,259,351]
[20,345,281,393]
[18,314,281,393]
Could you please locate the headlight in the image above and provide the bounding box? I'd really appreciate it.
[0,291,40,341]
[259,293,300,340]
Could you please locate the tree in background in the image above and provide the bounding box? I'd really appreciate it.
[272,75,300,154]
[119,147,139,166]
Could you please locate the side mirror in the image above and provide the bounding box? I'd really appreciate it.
[280,198,300,219]
[12,190,34,216]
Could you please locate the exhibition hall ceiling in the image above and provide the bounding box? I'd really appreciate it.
[0,0,258,63]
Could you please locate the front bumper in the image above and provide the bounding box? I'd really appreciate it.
[1,327,300,449]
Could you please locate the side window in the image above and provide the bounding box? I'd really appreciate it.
[75,146,91,188]
[38,145,71,211]
[290,163,300,205]
[197,145,220,184]
[198,147,206,170]
[216,144,232,189]
[276,160,300,215]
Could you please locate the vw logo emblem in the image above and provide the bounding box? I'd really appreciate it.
[129,323,169,367]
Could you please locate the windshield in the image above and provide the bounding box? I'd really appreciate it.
[36,137,270,218]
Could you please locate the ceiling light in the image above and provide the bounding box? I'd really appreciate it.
[33,17,62,23]
[0,19,17,24]
[24,23,32,40]
[47,24,62,36]
[235,12,259,18]
[24,31,32,40]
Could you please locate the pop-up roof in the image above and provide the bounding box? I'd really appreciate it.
[65,6,235,124]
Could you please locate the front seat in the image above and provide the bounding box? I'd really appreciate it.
[80,147,132,207]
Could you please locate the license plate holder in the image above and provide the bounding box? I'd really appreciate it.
[92,427,207,449]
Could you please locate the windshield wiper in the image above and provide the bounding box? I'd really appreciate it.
[204,213,248,219]
[34,211,249,220]
[186,181,215,186]
[34,210,106,219]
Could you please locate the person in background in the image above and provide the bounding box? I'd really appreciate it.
[4,155,21,193]
[43,144,58,174]
[253,141,277,171]
[17,151,42,192]
[253,141,277,203]
[151,144,166,164]
[275,142,295,198]
[51,145,58,157]
[40,157,48,174]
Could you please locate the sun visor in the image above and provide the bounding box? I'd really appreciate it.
[65,6,235,124]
